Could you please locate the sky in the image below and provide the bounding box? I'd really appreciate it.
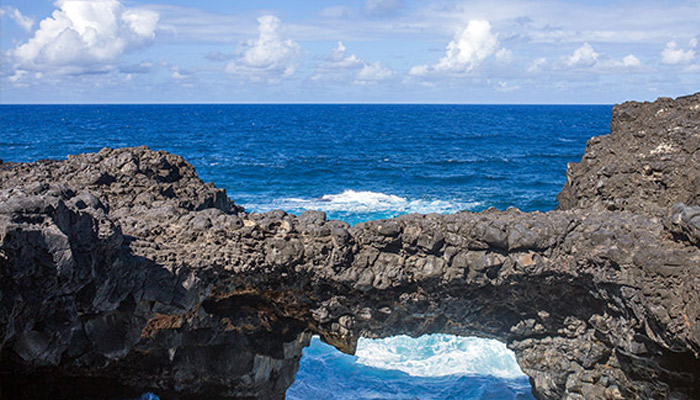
[0,0,698,104]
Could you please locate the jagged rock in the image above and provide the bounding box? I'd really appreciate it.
[667,203,700,246]
[1,94,699,400]
[558,92,700,218]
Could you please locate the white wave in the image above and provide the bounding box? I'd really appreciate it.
[242,190,480,216]
[355,334,525,379]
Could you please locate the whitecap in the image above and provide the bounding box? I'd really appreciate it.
[241,189,480,217]
[355,334,525,379]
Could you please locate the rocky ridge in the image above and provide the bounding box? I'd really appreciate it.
[1,93,699,399]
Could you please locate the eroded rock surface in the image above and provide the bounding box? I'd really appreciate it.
[1,94,699,400]
[558,93,700,218]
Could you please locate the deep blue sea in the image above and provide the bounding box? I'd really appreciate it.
[0,104,611,399]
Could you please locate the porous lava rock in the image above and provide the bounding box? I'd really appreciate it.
[1,94,699,399]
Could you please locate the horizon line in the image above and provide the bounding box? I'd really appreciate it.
[0,101,613,106]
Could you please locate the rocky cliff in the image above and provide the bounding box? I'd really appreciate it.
[1,93,699,400]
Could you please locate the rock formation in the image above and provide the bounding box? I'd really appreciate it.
[1,93,699,400]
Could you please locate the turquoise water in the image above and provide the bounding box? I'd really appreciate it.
[0,104,611,399]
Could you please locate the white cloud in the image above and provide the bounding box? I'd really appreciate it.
[225,15,301,83]
[527,57,547,73]
[10,0,158,75]
[495,81,519,92]
[408,64,429,76]
[532,46,639,74]
[364,0,402,17]
[622,54,641,67]
[409,20,503,76]
[313,41,393,85]
[328,42,362,67]
[356,62,393,84]
[495,48,513,64]
[2,6,35,32]
[8,70,28,84]
[565,42,598,67]
[661,40,696,64]
[604,53,643,70]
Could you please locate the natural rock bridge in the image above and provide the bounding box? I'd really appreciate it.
[1,94,699,399]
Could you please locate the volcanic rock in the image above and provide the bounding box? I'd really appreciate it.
[1,94,699,399]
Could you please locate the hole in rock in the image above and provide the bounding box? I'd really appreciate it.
[287,334,535,400]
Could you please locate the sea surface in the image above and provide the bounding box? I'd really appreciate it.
[0,104,611,399]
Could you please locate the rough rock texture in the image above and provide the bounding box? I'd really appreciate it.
[1,93,699,400]
[558,93,700,218]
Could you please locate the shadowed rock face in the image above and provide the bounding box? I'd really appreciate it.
[1,93,699,400]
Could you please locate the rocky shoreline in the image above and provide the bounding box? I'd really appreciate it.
[1,93,699,399]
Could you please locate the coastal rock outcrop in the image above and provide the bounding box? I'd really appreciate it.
[558,93,700,218]
[1,93,699,400]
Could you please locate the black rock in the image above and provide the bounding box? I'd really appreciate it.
[1,94,699,400]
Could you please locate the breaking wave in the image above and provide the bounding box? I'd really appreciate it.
[241,190,481,224]
[286,335,533,400]
[355,334,525,379]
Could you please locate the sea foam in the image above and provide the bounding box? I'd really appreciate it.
[242,190,480,223]
[355,334,525,379]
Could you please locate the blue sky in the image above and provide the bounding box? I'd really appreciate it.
[0,0,698,104]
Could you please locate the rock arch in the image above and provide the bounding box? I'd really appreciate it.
[1,93,699,399]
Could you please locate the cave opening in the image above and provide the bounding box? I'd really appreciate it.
[286,334,535,400]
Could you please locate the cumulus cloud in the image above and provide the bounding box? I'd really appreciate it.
[225,15,301,83]
[495,48,513,64]
[409,20,504,76]
[364,0,402,17]
[565,42,598,67]
[313,41,393,85]
[9,0,158,75]
[661,40,696,64]
[1,6,35,32]
[356,62,393,84]
[320,42,362,71]
[604,53,643,69]
[622,54,641,67]
[534,45,640,73]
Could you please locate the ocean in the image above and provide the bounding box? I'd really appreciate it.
[0,104,611,399]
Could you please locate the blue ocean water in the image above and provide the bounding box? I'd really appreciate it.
[0,104,611,399]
